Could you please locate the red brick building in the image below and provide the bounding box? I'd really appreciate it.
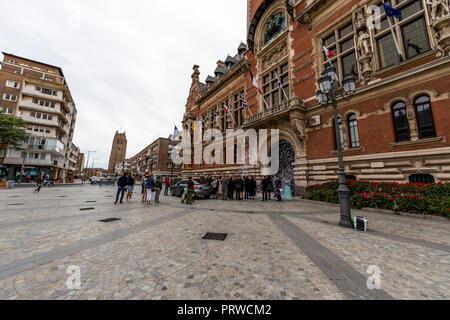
[182,0,450,193]
[129,138,182,180]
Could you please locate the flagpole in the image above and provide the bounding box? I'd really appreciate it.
[382,0,403,63]
[275,72,290,102]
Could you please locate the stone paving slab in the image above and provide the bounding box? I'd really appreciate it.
[0,186,449,300]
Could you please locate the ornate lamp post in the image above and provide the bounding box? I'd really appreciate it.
[316,66,356,228]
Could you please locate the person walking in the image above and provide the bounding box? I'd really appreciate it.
[126,173,135,201]
[154,176,163,204]
[186,177,195,205]
[34,176,43,193]
[261,176,269,202]
[115,173,128,204]
[221,176,228,200]
[164,176,170,196]
[244,176,249,199]
[145,174,155,205]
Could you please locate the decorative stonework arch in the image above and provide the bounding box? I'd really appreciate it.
[342,109,362,119]
[277,126,305,158]
[382,96,410,111]
[407,88,440,102]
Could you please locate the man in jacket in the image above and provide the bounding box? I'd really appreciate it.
[115,173,128,204]
[186,177,195,205]
[221,176,229,200]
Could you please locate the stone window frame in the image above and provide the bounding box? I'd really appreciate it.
[321,20,359,82]
[369,0,433,69]
[232,89,245,128]
[385,88,439,144]
[261,61,290,109]
[347,113,361,148]
[329,110,363,152]
[413,94,437,139]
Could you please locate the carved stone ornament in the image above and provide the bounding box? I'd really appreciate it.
[353,7,376,84]
[262,40,288,70]
[426,0,450,56]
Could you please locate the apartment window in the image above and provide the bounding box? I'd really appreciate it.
[0,150,4,158]
[36,86,57,96]
[262,63,289,108]
[392,101,410,142]
[232,90,245,127]
[0,106,14,114]
[152,145,159,152]
[6,80,20,89]
[30,112,53,120]
[414,95,436,139]
[167,162,173,169]
[374,0,430,68]
[322,23,358,79]
[3,94,17,102]
[36,99,55,108]
[347,114,360,148]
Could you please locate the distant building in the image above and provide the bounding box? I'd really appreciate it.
[129,138,182,180]
[0,52,77,181]
[108,131,127,173]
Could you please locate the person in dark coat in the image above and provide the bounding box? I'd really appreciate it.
[228,177,235,200]
[115,173,128,204]
[249,176,257,199]
[273,175,283,201]
[261,176,269,202]
[221,176,229,200]
[234,176,243,200]
[266,176,273,201]
[244,176,250,199]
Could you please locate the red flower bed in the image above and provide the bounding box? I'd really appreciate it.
[305,180,450,217]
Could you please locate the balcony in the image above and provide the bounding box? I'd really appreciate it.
[19,100,64,116]
[22,86,64,102]
[27,140,65,155]
[242,97,305,128]
[4,157,63,167]
[20,115,58,127]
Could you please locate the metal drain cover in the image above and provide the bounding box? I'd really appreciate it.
[80,207,95,211]
[8,203,25,206]
[99,218,121,223]
[202,233,227,241]
[86,201,97,203]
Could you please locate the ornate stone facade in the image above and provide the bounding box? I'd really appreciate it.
[181,0,450,193]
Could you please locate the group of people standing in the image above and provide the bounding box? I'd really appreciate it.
[200,175,284,202]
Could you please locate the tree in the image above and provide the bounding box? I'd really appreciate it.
[0,113,29,149]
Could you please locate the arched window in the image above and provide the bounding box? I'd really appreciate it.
[392,102,410,142]
[264,12,286,45]
[414,95,436,139]
[347,113,360,148]
[334,117,344,150]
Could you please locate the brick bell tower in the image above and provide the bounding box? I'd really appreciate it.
[108,131,127,173]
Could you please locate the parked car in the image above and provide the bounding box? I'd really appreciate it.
[90,176,101,184]
[102,177,117,185]
[171,180,211,199]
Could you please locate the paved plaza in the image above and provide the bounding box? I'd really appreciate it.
[0,185,449,300]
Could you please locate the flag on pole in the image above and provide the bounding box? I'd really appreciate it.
[241,95,248,109]
[323,45,334,59]
[223,103,229,112]
[199,116,204,124]
[382,3,401,19]
[274,72,283,89]
[192,122,195,131]
[249,70,263,96]
[173,125,180,141]
[211,111,215,121]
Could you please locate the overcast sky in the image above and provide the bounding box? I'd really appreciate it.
[0,0,247,169]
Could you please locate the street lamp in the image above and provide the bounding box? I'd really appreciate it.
[315,67,357,228]
[84,151,97,182]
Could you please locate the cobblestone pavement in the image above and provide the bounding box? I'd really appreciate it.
[0,185,448,300]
